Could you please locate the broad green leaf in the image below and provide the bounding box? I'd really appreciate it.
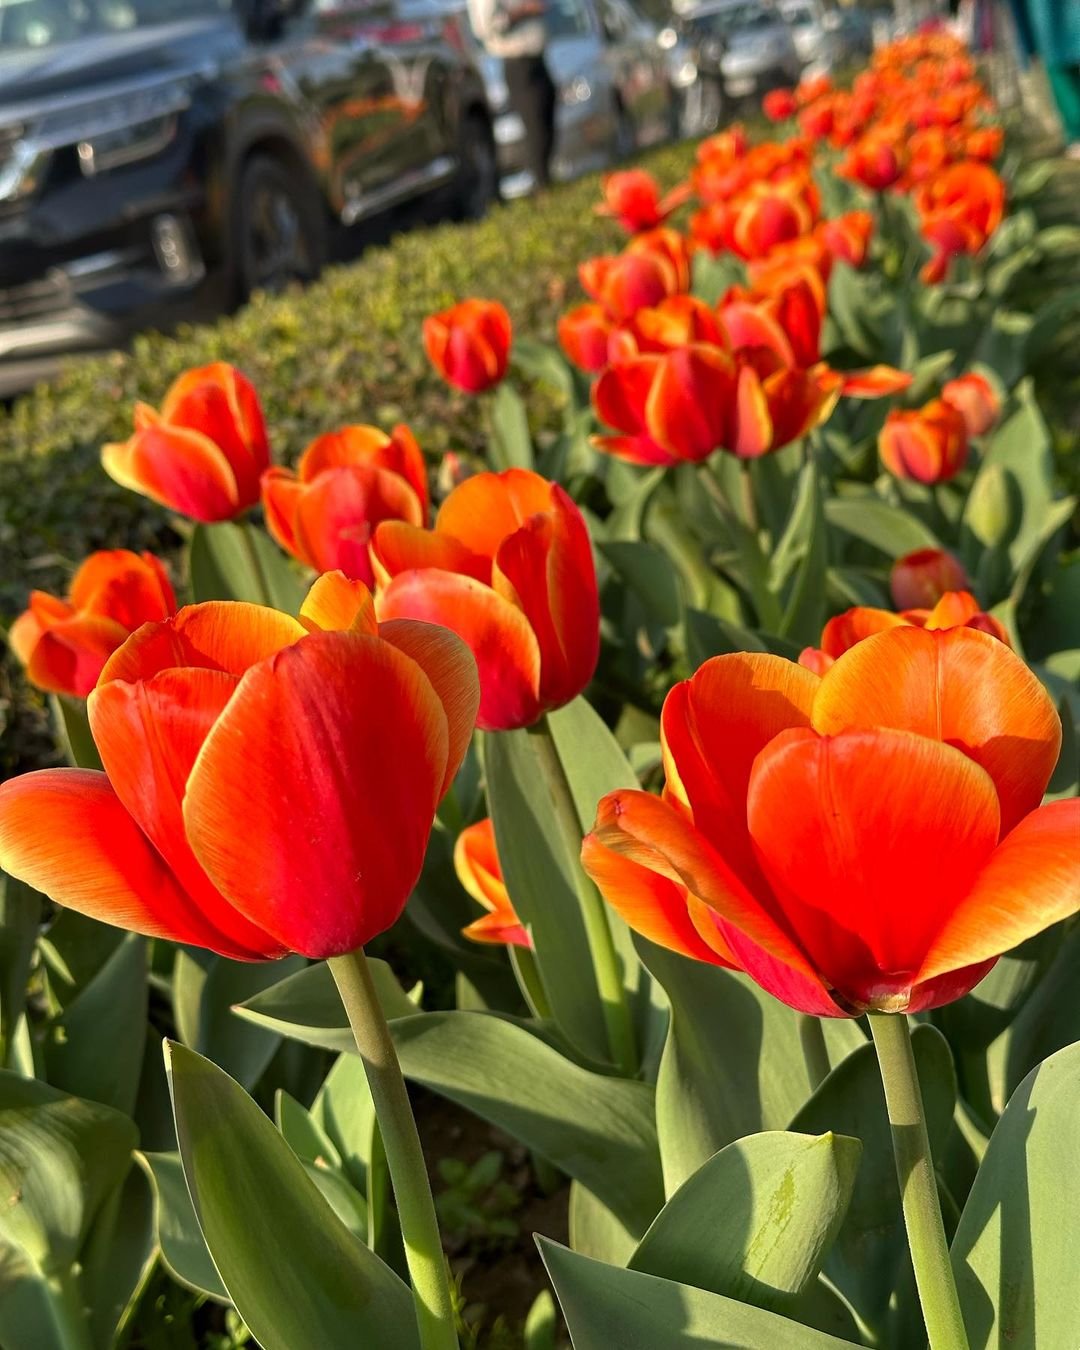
[43,934,147,1115]
[771,461,827,646]
[49,696,102,770]
[0,1072,136,1273]
[629,1131,860,1314]
[953,1042,1080,1349]
[539,1239,867,1350]
[568,1181,639,1266]
[683,609,802,667]
[640,940,863,1193]
[790,1023,956,1333]
[392,1011,663,1238]
[235,957,414,1053]
[0,872,39,1067]
[825,497,941,555]
[166,1042,418,1350]
[976,382,1055,571]
[189,520,306,611]
[524,1288,558,1350]
[0,1246,78,1350]
[276,1091,343,1172]
[599,541,682,627]
[81,1159,155,1347]
[137,1151,228,1301]
[37,909,124,1008]
[511,336,576,403]
[998,924,1080,1106]
[488,382,535,470]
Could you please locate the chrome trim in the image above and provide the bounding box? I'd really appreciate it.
[340,155,456,225]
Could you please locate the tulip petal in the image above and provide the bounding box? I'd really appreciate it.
[370,521,491,587]
[300,573,378,634]
[0,769,256,956]
[592,356,662,438]
[293,465,424,584]
[100,603,306,684]
[27,615,130,698]
[462,911,533,948]
[917,799,1080,983]
[435,469,554,562]
[840,365,914,399]
[646,345,734,461]
[183,632,451,957]
[812,626,1062,834]
[733,365,774,458]
[68,550,176,626]
[747,726,1001,1007]
[260,468,306,561]
[376,571,541,732]
[591,433,679,466]
[102,425,240,523]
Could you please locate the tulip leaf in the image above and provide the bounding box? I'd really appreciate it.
[391,1010,664,1238]
[599,540,683,627]
[568,1181,639,1266]
[49,695,102,770]
[998,924,1080,1105]
[629,1130,861,1314]
[771,460,827,646]
[824,496,942,556]
[0,871,40,1068]
[975,381,1054,571]
[166,1041,418,1350]
[639,940,863,1193]
[189,520,307,611]
[234,956,415,1053]
[952,1042,1080,1350]
[137,1150,229,1301]
[0,1071,137,1275]
[43,933,147,1116]
[488,382,535,471]
[80,1158,156,1347]
[790,1022,956,1336]
[539,1239,867,1350]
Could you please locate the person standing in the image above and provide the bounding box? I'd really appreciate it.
[468,0,556,188]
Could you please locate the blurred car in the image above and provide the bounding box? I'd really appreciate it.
[777,0,872,72]
[451,0,674,196]
[0,0,494,392]
[675,0,800,102]
[658,18,722,135]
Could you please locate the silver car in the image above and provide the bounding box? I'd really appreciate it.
[676,0,800,102]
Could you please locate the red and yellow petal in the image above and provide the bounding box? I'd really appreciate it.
[183,631,453,956]
[26,615,130,698]
[435,469,555,562]
[102,426,241,523]
[370,520,491,588]
[812,626,1061,835]
[294,465,424,584]
[299,572,378,634]
[260,468,306,563]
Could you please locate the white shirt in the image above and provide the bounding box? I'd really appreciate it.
[467,0,547,58]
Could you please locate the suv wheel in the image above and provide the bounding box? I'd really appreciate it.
[234,154,326,299]
[455,112,499,221]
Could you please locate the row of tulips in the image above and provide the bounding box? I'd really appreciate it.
[1,26,1078,1350]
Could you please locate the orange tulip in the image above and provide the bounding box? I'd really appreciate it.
[102,363,269,522]
[371,469,598,732]
[621,295,726,354]
[455,818,531,948]
[596,169,691,233]
[839,136,906,192]
[261,424,428,585]
[915,161,1005,282]
[694,178,820,262]
[558,303,619,372]
[966,126,1003,161]
[0,575,479,960]
[941,371,1000,437]
[818,211,875,268]
[592,343,841,466]
[879,398,968,483]
[579,252,681,323]
[9,550,177,699]
[762,89,798,122]
[890,547,969,609]
[583,631,1078,1017]
[423,299,512,393]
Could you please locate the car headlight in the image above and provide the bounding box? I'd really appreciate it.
[561,76,592,106]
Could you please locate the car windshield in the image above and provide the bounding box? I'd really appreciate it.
[0,0,232,50]
[685,3,775,36]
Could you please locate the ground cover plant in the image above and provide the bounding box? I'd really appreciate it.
[0,27,1079,1350]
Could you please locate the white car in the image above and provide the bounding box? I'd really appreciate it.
[676,0,801,102]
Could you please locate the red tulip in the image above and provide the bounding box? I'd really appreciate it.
[583,630,1078,1017]
[455,818,531,948]
[102,364,269,522]
[0,577,479,959]
[890,548,970,609]
[622,295,726,354]
[879,398,968,483]
[941,371,1000,437]
[762,89,798,122]
[596,169,691,233]
[915,161,1005,282]
[839,136,906,192]
[558,304,619,373]
[261,424,428,585]
[371,469,598,731]
[423,299,512,393]
[8,550,176,699]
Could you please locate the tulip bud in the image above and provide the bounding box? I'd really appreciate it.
[890,548,970,610]
[423,299,512,393]
[762,89,798,122]
[941,372,1000,438]
[879,399,968,484]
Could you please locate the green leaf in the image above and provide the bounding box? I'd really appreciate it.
[80,1160,155,1347]
[640,940,863,1193]
[568,1181,639,1266]
[790,1023,956,1333]
[189,520,307,610]
[0,1071,137,1273]
[771,461,827,646]
[976,381,1054,571]
[137,1151,229,1301]
[998,924,1080,1105]
[49,696,102,770]
[599,540,682,627]
[824,497,941,556]
[43,934,147,1115]
[0,872,40,1068]
[539,1239,867,1350]
[952,1042,1080,1349]
[235,957,414,1053]
[629,1131,860,1314]
[488,382,535,470]
[392,1011,663,1238]
[166,1041,418,1350]
[683,609,802,667]
[524,1288,558,1350]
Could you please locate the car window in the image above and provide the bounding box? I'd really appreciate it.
[685,3,775,37]
[546,0,592,38]
[0,0,232,48]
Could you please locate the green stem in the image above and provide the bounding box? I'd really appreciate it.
[44,1269,92,1350]
[698,466,782,630]
[510,944,553,1021]
[328,949,459,1350]
[739,462,760,535]
[529,716,637,1075]
[799,1014,831,1091]
[869,1013,970,1350]
[238,520,273,607]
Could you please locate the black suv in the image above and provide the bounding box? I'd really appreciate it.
[0,0,496,389]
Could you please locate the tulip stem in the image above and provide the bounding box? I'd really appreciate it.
[238,521,273,607]
[799,1014,831,1091]
[328,948,459,1350]
[869,1012,970,1350]
[530,717,638,1076]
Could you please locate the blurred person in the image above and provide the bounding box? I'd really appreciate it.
[468,0,556,187]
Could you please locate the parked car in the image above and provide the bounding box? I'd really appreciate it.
[451,0,674,197]
[675,0,800,103]
[777,0,872,73]
[0,0,495,391]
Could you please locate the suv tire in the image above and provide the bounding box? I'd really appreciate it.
[232,153,327,300]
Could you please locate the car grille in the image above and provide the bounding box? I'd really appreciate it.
[0,273,72,325]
